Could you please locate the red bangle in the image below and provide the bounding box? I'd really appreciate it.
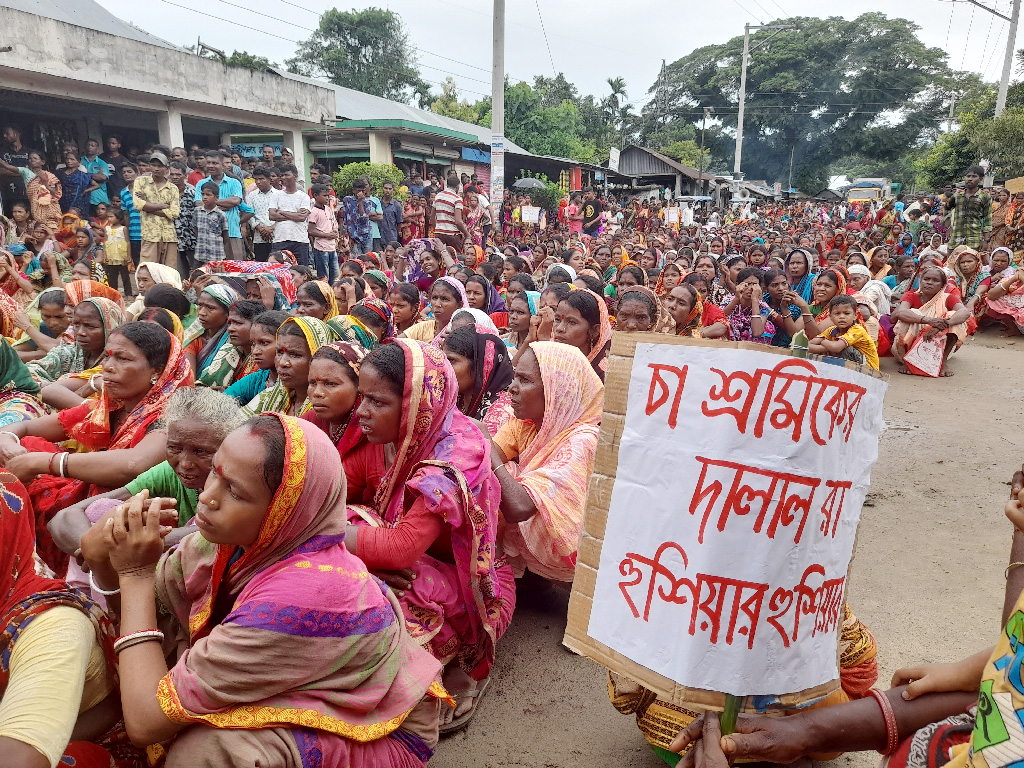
[48,453,58,475]
[868,688,900,755]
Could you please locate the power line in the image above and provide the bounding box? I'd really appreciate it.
[978,0,997,70]
[159,0,300,42]
[945,0,956,51]
[534,0,557,75]
[960,3,976,69]
[728,0,764,23]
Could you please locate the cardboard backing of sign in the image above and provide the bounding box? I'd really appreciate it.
[562,331,886,712]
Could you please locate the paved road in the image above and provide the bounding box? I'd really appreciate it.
[433,333,1024,768]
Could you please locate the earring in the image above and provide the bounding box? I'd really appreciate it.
[151,375,157,385]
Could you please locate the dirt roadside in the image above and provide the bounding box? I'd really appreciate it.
[433,334,1024,768]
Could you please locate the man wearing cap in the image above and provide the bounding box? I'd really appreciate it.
[132,151,180,268]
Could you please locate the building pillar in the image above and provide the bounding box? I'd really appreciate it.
[157,103,185,149]
[282,123,311,184]
[368,131,392,165]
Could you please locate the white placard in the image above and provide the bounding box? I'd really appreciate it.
[665,207,680,224]
[521,205,541,224]
[588,344,887,697]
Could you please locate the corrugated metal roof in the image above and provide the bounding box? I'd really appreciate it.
[4,0,179,49]
[618,145,715,181]
[269,67,529,153]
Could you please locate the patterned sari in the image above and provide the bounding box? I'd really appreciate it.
[26,329,192,574]
[26,297,125,385]
[0,470,143,768]
[154,415,449,767]
[185,285,241,388]
[200,260,297,304]
[241,317,337,417]
[495,341,603,582]
[347,340,514,681]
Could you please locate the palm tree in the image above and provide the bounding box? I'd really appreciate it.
[604,77,629,148]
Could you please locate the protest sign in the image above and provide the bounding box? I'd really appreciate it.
[665,207,680,224]
[521,205,541,224]
[564,333,888,708]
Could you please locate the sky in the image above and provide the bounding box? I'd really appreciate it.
[98,0,1019,109]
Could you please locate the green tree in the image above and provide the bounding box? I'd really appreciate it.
[429,78,488,125]
[652,13,956,191]
[971,107,1024,178]
[662,140,704,167]
[480,80,596,162]
[183,46,274,71]
[286,8,429,104]
[332,162,406,198]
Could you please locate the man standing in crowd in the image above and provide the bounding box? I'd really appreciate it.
[82,139,110,217]
[132,152,179,267]
[949,165,992,249]
[431,172,468,250]
[247,165,277,261]
[118,163,143,266]
[0,125,30,216]
[582,188,603,237]
[366,185,383,251]
[341,178,372,257]
[378,180,403,247]
[187,153,206,187]
[168,160,196,274]
[101,135,129,200]
[261,144,276,165]
[193,149,244,259]
[269,163,311,266]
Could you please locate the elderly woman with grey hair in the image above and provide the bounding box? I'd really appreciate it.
[49,387,244,600]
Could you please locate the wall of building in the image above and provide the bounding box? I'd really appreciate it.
[0,7,334,136]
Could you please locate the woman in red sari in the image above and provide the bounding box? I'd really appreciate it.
[0,323,192,575]
[344,339,515,734]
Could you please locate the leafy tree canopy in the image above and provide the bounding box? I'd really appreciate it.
[286,8,430,105]
[650,13,968,191]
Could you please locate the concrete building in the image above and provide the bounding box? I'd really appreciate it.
[0,0,333,170]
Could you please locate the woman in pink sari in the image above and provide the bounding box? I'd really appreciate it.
[81,414,448,767]
[345,339,515,734]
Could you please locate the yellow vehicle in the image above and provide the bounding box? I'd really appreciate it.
[846,178,890,204]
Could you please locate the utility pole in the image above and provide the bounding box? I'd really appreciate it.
[699,106,714,194]
[733,22,795,182]
[734,24,751,181]
[490,0,505,213]
[958,0,1020,116]
[997,0,1021,116]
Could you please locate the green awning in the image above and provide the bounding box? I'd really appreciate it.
[315,150,370,160]
[393,150,428,161]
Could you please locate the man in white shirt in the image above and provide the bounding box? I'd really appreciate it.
[269,163,311,266]
[246,166,277,261]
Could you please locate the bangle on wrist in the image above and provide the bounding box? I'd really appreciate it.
[89,570,120,596]
[113,629,164,655]
[868,688,899,755]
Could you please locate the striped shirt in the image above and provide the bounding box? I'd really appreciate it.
[432,188,463,237]
[120,186,142,241]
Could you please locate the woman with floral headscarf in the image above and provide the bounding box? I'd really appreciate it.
[80,414,449,766]
[27,297,125,411]
[345,340,514,734]
[182,284,238,382]
[402,275,470,344]
[242,316,338,417]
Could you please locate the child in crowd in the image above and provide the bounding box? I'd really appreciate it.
[810,294,880,369]
[193,181,229,264]
[104,208,133,296]
[307,183,340,285]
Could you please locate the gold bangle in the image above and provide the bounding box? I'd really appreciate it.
[1005,562,1024,579]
